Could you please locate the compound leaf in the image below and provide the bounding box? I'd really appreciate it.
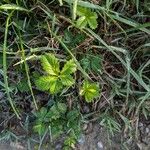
[35,76,63,94]
[35,76,52,91]
[76,6,98,29]
[35,54,77,94]
[40,54,60,76]
[49,76,63,94]
[80,80,100,102]
[61,59,77,75]
[60,74,75,86]
[57,103,67,114]
[76,16,87,29]
[87,13,98,29]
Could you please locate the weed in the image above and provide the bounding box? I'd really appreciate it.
[35,53,77,94]
[76,6,98,29]
[80,80,100,103]
[0,0,150,149]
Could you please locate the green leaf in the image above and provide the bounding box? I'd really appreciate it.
[77,7,87,16]
[35,107,48,120]
[87,13,98,29]
[35,76,52,91]
[40,54,60,76]
[81,54,102,73]
[80,80,100,102]
[76,16,87,29]
[51,120,64,138]
[61,59,77,75]
[57,103,67,114]
[49,76,63,94]
[60,74,75,86]
[35,54,77,94]
[90,55,102,72]
[33,123,46,135]
[46,103,67,120]
[76,6,98,29]
[64,135,76,148]
[49,105,62,120]
[17,79,30,93]
[63,29,86,48]
[35,75,63,94]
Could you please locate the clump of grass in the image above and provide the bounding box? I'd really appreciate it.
[0,0,149,149]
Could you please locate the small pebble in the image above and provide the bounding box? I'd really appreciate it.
[145,127,149,134]
[10,142,25,150]
[82,123,88,131]
[78,134,85,145]
[97,141,103,150]
[126,138,133,145]
[138,122,143,128]
[83,106,90,113]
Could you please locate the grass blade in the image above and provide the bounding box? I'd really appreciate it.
[0,4,28,11]
[3,12,20,119]
[110,14,150,35]
[17,31,38,110]
[86,28,150,91]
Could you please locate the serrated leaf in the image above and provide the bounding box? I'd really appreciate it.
[80,80,100,102]
[63,29,86,48]
[76,16,87,29]
[49,105,61,120]
[35,76,52,91]
[60,74,75,86]
[90,55,102,72]
[87,14,98,29]
[51,120,64,138]
[81,55,102,73]
[76,6,98,29]
[17,79,30,93]
[39,107,48,117]
[0,4,28,11]
[77,7,88,16]
[33,123,46,135]
[40,54,60,76]
[36,54,77,94]
[47,103,66,120]
[35,75,63,94]
[61,59,77,75]
[49,76,63,94]
[45,53,60,73]
[57,103,67,113]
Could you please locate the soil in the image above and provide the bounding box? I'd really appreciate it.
[0,122,149,150]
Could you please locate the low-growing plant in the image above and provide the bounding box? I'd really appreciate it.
[35,53,100,102]
[35,53,77,94]
[33,102,67,136]
[81,54,103,73]
[1,0,149,149]
[76,6,98,29]
[63,109,82,149]
[33,103,82,148]
[99,113,121,136]
[80,80,100,103]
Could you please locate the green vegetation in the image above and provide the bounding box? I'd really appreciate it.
[35,54,77,94]
[0,0,149,149]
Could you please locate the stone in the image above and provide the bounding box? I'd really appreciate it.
[78,135,85,145]
[97,141,103,150]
